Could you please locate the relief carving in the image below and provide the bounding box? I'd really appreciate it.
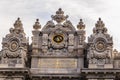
[0,18,28,67]
[87,18,113,67]
[51,8,68,23]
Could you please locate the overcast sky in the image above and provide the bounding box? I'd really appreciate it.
[0,0,120,51]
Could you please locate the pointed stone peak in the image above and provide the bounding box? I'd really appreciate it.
[56,8,64,14]
[51,8,68,23]
[93,18,107,34]
[33,19,41,30]
[14,17,23,30]
[77,19,85,30]
[95,18,105,28]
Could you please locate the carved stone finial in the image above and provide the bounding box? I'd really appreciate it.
[96,18,104,28]
[113,49,120,59]
[51,8,68,23]
[14,17,23,30]
[113,49,118,53]
[77,19,85,30]
[93,18,107,34]
[56,8,64,14]
[33,19,41,30]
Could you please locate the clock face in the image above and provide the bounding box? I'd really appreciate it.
[53,35,64,43]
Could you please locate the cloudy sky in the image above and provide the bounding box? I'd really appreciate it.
[0,0,120,51]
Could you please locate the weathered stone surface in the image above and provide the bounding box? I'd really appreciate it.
[0,8,119,80]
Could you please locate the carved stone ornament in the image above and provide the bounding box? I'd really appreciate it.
[42,20,55,31]
[5,50,21,58]
[113,49,120,59]
[14,18,23,30]
[95,41,106,52]
[42,8,76,32]
[1,39,20,58]
[53,34,64,43]
[48,29,67,49]
[1,18,28,58]
[13,18,24,34]
[9,41,19,52]
[51,8,68,23]
[33,19,41,30]
[88,50,109,60]
[77,19,85,30]
[93,18,107,34]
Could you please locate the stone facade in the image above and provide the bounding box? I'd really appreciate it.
[0,8,120,80]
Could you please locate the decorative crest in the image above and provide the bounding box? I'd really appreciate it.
[77,19,85,30]
[95,18,105,28]
[14,18,23,30]
[93,18,107,34]
[51,8,68,23]
[33,19,41,30]
[12,18,25,34]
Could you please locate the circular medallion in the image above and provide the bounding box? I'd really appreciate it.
[9,41,19,52]
[95,41,105,52]
[53,35,64,43]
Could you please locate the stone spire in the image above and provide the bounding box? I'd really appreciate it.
[51,8,68,23]
[77,19,85,30]
[33,19,41,30]
[93,18,107,34]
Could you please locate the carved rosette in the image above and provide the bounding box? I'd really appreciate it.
[6,38,21,57]
[9,40,19,52]
[94,39,106,52]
